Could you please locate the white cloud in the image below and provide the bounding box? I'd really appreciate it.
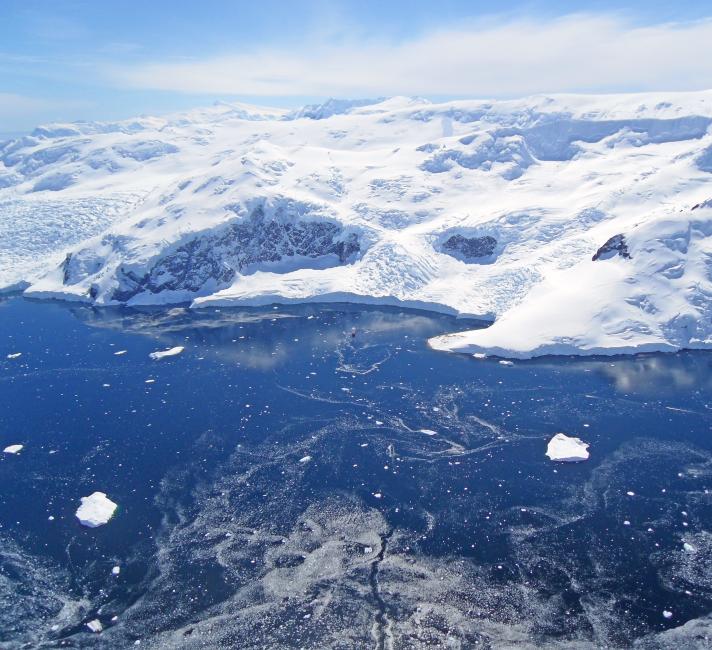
[0,94,91,132]
[109,14,712,97]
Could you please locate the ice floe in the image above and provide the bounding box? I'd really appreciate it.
[75,492,117,528]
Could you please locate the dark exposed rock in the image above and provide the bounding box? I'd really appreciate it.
[441,234,497,261]
[592,234,631,261]
[109,207,361,302]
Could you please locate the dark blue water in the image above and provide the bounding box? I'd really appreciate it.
[1,296,711,649]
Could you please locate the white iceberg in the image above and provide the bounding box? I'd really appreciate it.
[86,619,103,633]
[149,346,184,360]
[3,444,23,454]
[545,433,590,462]
[75,492,118,528]
[6,352,22,359]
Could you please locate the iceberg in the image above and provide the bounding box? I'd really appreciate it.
[86,619,103,633]
[149,346,184,360]
[545,433,590,462]
[3,444,24,454]
[75,492,118,527]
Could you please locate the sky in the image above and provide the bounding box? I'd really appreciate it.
[1,0,712,133]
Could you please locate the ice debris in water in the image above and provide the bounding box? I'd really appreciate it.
[114,349,127,356]
[499,360,514,366]
[149,346,184,360]
[86,619,103,633]
[75,492,118,527]
[3,444,23,454]
[545,433,590,462]
[6,352,22,359]
[683,542,696,553]
[663,610,673,619]
[299,455,312,464]
[419,429,437,436]
[112,566,121,576]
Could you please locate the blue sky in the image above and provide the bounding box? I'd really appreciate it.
[1,0,712,132]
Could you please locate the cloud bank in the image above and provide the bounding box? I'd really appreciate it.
[110,14,712,97]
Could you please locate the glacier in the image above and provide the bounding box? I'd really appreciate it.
[2,92,712,357]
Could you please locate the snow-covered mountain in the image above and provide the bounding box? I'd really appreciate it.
[2,92,712,358]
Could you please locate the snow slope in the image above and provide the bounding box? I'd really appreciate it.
[2,93,712,357]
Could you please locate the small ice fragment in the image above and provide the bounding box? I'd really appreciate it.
[114,350,127,356]
[373,492,383,499]
[86,619,103,633]
[3,444,23,454]
[626,491,635,496]
[419,429,437,436]
[48,515,55,521]
[149,346,184,360]
[375,420,384,425]
[112,566,120,576]
[624,520,631,526]
[683,542,696,553]
[472,353,486,359]
[102,384,111,388]
[6,352,22,359]
[75,492,117,528]
[499,360,514,366]
[299,455,312,464]
[364,546,373,554]
[144,379,155,384]
[663,610,673,619]
[545,433,589,462]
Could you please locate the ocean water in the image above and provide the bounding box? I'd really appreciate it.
[0,296,711,649]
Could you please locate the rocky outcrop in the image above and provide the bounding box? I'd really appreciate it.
[105,207,361,302]
[592,234,631,261]
[441,234,497,261]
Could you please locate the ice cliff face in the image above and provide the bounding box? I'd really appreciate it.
[3,93,712,357]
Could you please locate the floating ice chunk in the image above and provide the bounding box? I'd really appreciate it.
[499,360,514,366]
[6,352,22,359]
[75,492,117,527]
[663,610,673,619]
[419,429,437,436]
[3,444,23,454]
[144,379,155,384]
[149,346,184,360]
[472,353,486,359]
[86,619,103,633]
[545,433,589,462]
[626,491,635,496]
[364,546,373,554]
[112,566,121,576]
[683,542,696,553]
[299,455,312,464]
[373,492,383,498]
[114,350,127,356]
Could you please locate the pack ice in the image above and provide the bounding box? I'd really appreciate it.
[3,93,712,358]
[75,492,118,527]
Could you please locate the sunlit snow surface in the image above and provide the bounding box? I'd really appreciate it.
[3,93,712,355]
[1,297,711,648]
